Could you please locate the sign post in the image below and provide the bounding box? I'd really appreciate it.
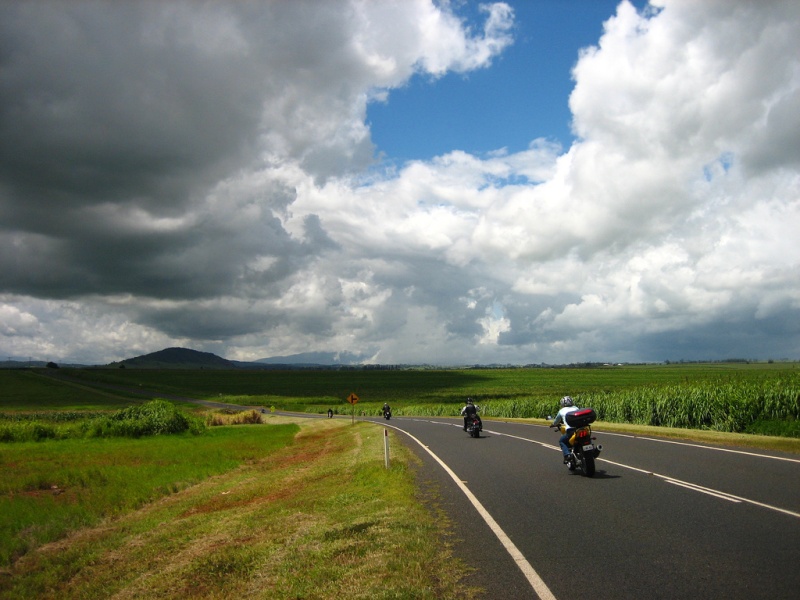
[347,392,359,425]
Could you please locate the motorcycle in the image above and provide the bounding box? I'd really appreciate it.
[550,408,602,477]
[383,408,392,420]
[465,415,482,438]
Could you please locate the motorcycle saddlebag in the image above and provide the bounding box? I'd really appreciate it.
[565,408,597,428]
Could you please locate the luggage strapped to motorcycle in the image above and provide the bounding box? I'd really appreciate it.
[565,408,597,428]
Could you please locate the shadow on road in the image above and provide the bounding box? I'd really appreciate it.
[568,469,620,479]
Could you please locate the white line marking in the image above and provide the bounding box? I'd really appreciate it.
[663,480,741,502]
[397,419,800,518]
[593,458,800,519]
[384,423,557,600]
[595,431,800,463]
[483,428,800,520]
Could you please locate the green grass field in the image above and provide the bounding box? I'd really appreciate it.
[0,369,140,410]
[52,361,798,404]
[19,362,797,437]
[0,425,297,566]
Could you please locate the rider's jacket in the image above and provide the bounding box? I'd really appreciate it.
[553,405,580,429]
[461,404,479,417]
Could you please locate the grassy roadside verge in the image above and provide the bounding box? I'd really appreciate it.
[1,418,477,599]
[0,419,292,568]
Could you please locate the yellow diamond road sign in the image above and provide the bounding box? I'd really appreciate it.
[347,393,359,405]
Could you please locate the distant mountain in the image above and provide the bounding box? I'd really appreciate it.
[255,351,365,366]
[0,359,90,369]
[1,359,48,369]
[100,347,367,370]
[110,347,237,369]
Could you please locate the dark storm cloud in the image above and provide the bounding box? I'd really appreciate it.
[134,303,278,341]
[636,309,800,363]
[0,1,379,305]
[0,3,264,210]
[0,185,305,300]
[0,2,276,303]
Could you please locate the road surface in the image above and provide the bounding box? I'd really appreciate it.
[363,415,800,600]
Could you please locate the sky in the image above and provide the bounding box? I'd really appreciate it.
[1,0,798,366]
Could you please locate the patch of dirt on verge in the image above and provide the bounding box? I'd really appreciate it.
[178,422,343,519]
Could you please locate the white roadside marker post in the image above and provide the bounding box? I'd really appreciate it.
[384,428,390,469]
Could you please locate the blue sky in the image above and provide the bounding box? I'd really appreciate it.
[0,0,798,365]
[369,1,647,160]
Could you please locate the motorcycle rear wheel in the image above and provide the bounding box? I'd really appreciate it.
[583,455,596,477]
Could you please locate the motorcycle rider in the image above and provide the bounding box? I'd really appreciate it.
[552,396,581,463]
[461,398,482,431]
[382,403,391,417]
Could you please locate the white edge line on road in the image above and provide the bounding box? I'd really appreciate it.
[384,423,557,600]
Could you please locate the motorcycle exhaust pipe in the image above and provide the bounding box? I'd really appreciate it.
[596,444,603,451]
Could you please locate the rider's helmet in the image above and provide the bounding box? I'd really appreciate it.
[560,396,574,407]
[466,398,474,405]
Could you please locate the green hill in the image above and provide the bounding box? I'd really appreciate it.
[110,347,237,369]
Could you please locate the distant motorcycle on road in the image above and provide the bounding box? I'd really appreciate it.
[550,408,602,477]
[465,414,482,438]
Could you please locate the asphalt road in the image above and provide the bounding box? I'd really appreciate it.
[362,415,800,600]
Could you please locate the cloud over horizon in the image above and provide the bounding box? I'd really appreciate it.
[1,0,798,365]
